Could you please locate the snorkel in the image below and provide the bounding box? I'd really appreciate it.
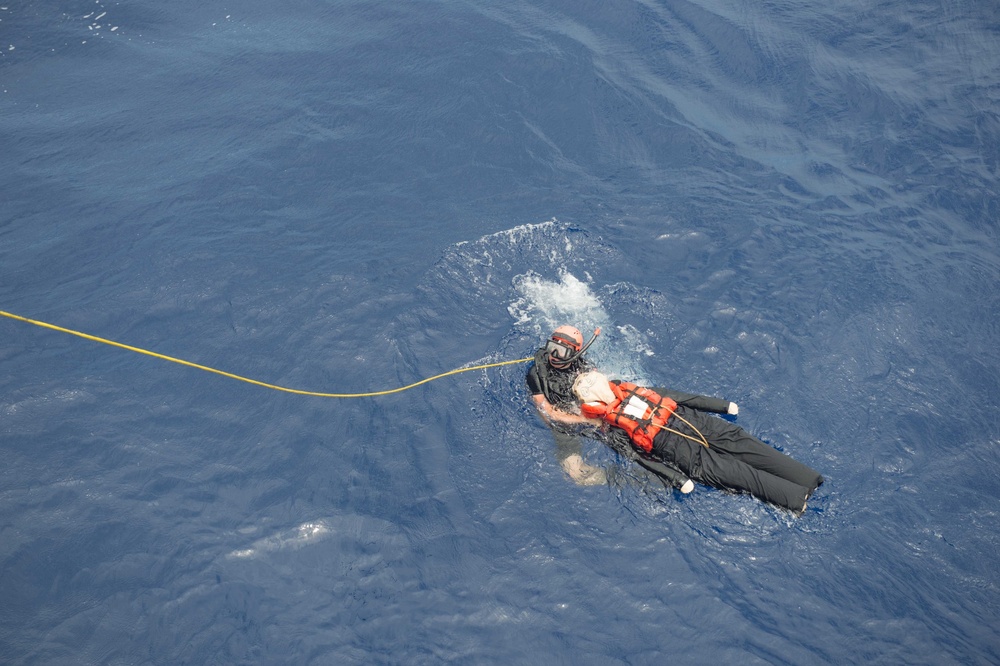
[574,327,601,359]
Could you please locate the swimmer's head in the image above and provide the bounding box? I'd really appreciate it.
[544,325,602,369]
[545,325,584,368]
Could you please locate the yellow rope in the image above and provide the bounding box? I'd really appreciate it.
[0,309,532,398]
[638,406,711,449]
[657,413,712,449]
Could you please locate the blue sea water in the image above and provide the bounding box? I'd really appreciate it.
[2,0,999,663]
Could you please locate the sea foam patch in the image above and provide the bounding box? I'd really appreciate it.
[226,520,333,559]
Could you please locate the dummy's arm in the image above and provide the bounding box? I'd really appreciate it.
[651,387,737,415]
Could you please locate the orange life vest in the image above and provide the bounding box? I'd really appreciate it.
[581,381,677,453]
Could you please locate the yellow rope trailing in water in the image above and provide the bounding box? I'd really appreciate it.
[0,309,533,398]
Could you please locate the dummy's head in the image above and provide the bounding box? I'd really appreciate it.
[544,325,601,369]
[572,371,615,404]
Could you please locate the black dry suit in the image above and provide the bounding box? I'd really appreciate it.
[526,349,692,490]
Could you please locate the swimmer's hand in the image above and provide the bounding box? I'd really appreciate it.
[727,402,739,416]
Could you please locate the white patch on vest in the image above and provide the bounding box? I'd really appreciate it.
[623,395,650,419]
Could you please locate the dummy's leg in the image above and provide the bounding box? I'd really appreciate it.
[688,409,823,492]
[695,446,811,512]
[653,431,810,512]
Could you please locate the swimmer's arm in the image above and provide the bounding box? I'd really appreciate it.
[531,394,599,426]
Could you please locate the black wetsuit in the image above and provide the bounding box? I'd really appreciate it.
[527,351,824,511]
[525,349,594,461]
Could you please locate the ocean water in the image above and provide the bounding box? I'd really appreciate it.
[2,0,998,664]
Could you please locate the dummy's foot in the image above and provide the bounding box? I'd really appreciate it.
[561,454,607,486]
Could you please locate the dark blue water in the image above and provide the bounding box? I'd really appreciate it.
[2,1,998,663]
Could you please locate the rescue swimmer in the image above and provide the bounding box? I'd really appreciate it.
[527,325,824,514]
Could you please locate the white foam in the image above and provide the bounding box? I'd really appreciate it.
[439,219,658,380]
[507,271,658,383]
[226,520,332,559]
[509,271,606,334]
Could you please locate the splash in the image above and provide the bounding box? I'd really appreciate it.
[508,270,654,383]
[509,271,606,334]
[413,219,659,381]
